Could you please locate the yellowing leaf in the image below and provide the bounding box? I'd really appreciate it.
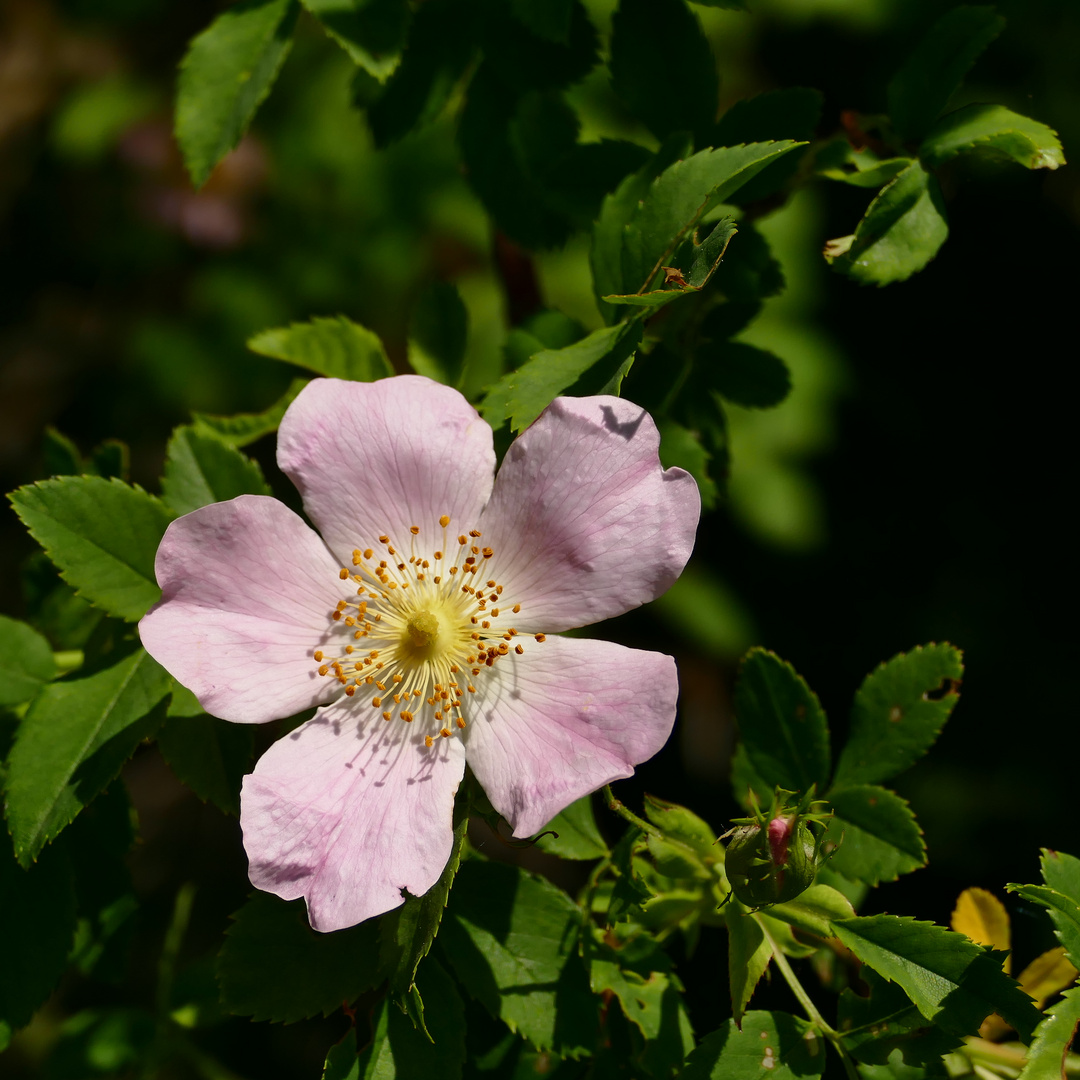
[952,888,1011,971]
[1018,947,1079,1011]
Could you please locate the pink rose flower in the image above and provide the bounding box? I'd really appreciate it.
[140,376,700,931]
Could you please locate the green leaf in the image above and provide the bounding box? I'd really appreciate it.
[588,943,681,1043]
[687,0,747,8]
[155,684,254,815]
[838,967,961,1066]
[301,0,409,80]
[826,160,948,286]
[688,216,739,288]
[510,0,573,42]
[825,785,926,886]
[815,141,912,188]
[476,0,599,93]
[380,804,468,1002]
[834,643,963,788]
[887,6,1005,143]
[192,378,306,447]
[365,0,474,148]
[733,648,831,795]
[441,861,596,1054]
[920,104,1065,171]
[1007,884,1080,972]
[710,222,785,302]
[407,281,468,387]
[161,425,272,517]
[644,794,718,857]
[725,902,772,1024]
[0,614,56,707]
[657,422,718,510]
[832,915,1041,1040]
[621,142,802,295]
[248,316,393,382]
[337,958,464,1078]
[1016,985,1080,1080]
[1041,848,1080,904]
[535,795,609,860]
[681,1010,826,1080]
[9,477,174,623]
[704,342,791,409]
[607,826,655,924]
[217,892,383,1022]
[591,135,692,321]
[765,884,857,939]
[713,88,823,202]
[175,0,300,188]
[482,322,641,433]
[715,88,823,147]
[5,646,171,865]
[610,0,718,145]
[0,838,77,1032]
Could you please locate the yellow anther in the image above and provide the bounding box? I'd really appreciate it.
[410,525,419,535]
[535,633,546,642]
[313,650,323,661]
[515,644,524,654]
[339,568,349,580]
[425,735,433,747]
[383,711,392,721]
[318,664,329,676]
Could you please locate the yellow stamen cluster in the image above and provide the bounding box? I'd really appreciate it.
[312,516,544,747]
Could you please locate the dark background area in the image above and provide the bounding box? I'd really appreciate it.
[1,0,1076,1074]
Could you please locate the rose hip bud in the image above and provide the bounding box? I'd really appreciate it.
[724,814,819,907]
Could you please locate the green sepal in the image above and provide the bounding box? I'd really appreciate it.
[379,797,469,1009]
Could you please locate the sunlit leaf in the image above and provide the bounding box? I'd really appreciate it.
[248,316,393,381]
[5,646,171,865]
[833,915,1040,1039]
[922,103,1065,171]
[826,161,948,286]
[681,1010,826,1080]
[161,425,272,517]
[0,615,56,708]
[9,477,174,623]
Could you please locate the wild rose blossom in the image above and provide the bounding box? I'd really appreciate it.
[140,376,700,931]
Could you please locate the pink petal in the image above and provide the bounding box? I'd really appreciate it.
[462,635,678,838]
[479,396,700,632]
[277,376,496,566]
[241,703,466,931]
[139,495,345,723]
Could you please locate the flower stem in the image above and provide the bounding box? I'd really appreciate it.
[602,785,662,840]
[757,917,861,1080]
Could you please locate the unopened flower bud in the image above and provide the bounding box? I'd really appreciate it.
[725,814,819,907]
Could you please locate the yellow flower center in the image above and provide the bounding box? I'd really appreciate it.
[312,515,545,748]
